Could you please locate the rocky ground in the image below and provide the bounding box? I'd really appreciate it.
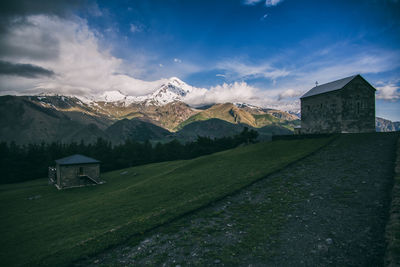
[76,133,398,266]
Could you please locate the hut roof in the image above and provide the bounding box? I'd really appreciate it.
[55,154,100,165]
[301,74,359,99]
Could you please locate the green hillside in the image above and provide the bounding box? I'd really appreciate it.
[176,118,250,141]
[175,103,256,130]
[0,137,333,266]
[175,103,300,132]
[175,118,294,142]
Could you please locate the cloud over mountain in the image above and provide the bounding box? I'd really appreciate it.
[0,11,298,111]
[0,15,164,97]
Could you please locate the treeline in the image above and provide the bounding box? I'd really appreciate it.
[0,128,258,184]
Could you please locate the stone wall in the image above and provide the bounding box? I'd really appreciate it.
[57,163,100,188]
[301,90,343,134]
[340,76,375,133]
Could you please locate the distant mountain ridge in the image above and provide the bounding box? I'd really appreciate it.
[26,77,302,134]
[0,93,300,144]
[0,76,397,144]
[376,117,400,132]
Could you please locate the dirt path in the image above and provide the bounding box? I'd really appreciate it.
[77,133,398,266]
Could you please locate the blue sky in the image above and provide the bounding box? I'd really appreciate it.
[0,0,399,120]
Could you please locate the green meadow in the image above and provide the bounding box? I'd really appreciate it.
[0,137,332,266]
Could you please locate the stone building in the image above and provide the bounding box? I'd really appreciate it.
[48,154,103,189]
[299,74,376,134]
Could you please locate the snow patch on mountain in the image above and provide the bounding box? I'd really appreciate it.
[233,102,262,110]
[99,90,127,102]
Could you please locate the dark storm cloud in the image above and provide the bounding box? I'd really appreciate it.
[0,60,55,78]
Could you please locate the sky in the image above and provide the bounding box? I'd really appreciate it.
[0,0,399,120]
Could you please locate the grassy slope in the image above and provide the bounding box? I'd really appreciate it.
[176,104,298,132]
[0,137,333,266]
[253,114,300,131]
[175,103,255,130]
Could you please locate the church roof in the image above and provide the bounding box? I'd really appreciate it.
[301,74,359,99]
[55,154,100,165]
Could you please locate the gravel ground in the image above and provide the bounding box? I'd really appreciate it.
[76,133,398,266]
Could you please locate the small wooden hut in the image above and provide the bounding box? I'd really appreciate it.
[48,154,103,189]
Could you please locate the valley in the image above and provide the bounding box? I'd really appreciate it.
[0,135,332,266]
[0,94,299,145]
[1,133,398,266]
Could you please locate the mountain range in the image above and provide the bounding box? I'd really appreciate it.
[0,77,397,144]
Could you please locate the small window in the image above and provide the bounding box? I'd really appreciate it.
[79,167,83,175]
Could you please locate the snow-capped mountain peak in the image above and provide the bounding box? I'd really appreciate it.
[152,78,192,101]
[88,77,194,106]
[168,77,186,87]
[166,77,193,91]
[127,77,193,105]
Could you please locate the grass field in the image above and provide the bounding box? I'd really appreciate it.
[0,137,333,266]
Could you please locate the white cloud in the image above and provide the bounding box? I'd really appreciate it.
[376,83,400,100]
[265,0,284,7]
[173,58,182,63]
[243,0,263,5]
[184,81,299,112]
[187,82,262,106]
[217,60,289,81]
[243,0,284,7]
[185,82,258,107]
[278,89,303,100]
[0,15,165,97]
